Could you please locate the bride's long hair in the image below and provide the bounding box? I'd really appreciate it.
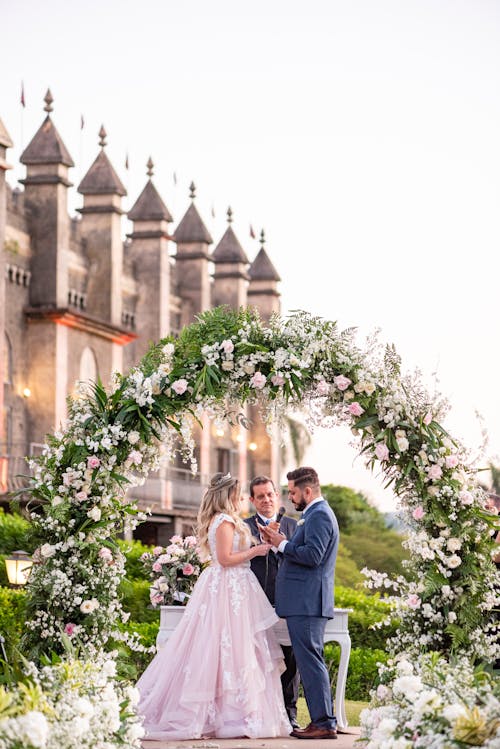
[197,472,251,559]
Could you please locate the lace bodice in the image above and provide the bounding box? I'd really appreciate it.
[208,513,250,567]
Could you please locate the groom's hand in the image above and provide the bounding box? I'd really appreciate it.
[257,522,286,547]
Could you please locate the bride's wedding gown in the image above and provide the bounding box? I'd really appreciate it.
[137,513,292,739]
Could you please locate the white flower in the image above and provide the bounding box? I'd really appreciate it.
[396,436,409,452]
[447,554,462,569]
[40,543,56,558]
[128,430,140,444]
[243,362,255,375]
[16,711,49,748]
[446,537,462,552]
[442,703,467,722]
[80,598,99,614]
[393,675,423,702]
[297,519,305,526]
[221,360,234,371]
[87,506,101,522]
[396,659,413,675]
[448,611,457,623]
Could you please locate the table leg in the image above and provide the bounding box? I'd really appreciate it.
[334,634,351,729]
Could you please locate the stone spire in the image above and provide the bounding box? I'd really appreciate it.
[128,157,173,223]
[212,208,249,310]
[247,230,281,322]
[20,89,74,168]
[78,125,126,197]
[212,207,249,264]
[173,182,213,244]
[248,230,281,282]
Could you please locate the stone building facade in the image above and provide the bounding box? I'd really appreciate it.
[0,91,282,544]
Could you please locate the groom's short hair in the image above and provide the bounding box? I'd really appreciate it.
[287,466,320,489]
[249,475,276,497]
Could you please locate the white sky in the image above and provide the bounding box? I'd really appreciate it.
[1,0,500,510]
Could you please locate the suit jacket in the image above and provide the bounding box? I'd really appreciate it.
[244,514,297,605]
[275,499,339,618]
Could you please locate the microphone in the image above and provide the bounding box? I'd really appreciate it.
[276,506,286,525]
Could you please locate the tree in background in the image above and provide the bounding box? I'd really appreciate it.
[323,484,408,578]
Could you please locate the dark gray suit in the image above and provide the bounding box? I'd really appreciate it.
[275,499,339,730]
[245,513,300,724]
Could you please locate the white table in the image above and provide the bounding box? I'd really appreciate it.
[158,606,352,730]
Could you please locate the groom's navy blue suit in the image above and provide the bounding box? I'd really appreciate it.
[275,498,339,730]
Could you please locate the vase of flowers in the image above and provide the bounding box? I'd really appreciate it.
[140,534,203,607]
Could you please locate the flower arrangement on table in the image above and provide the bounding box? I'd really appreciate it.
[141,535,204,606]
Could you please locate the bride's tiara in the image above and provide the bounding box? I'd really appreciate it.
[210,472,234,489]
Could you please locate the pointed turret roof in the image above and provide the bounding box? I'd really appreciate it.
[78,125,126,196]
[0,117,13,149]
[212,208,248,263]
[173,184,212,244]
[20,89,74,167]
[128,157,172,221]
[249,247,281,282]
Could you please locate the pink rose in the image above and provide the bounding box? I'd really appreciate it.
[427,464,443,481]
[98,547,113,562]
[316,380,329,395]
[459,490,474,506]
[75,491,88,502]
[87,456,100,470]
[184,536,197,547]
[150,593,163,605]
[250,371,267,389]
[445,455,459,469]
[271,374,285,387]
[182,563,195,576]
[153,546,163,556]
[152,561,162,573]
[375,443,389,462]
[412,506,425,520]
[423,412,432,426]
[407,594,421,609]
[128,450,143,466]
[348,402,364,417]
[171,378,188,395]
[64,622,76,636]
[170,535,183,544]
[334,375,352,391]
[220,339,234,354]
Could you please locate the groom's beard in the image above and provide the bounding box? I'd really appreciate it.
[293,493,307,512]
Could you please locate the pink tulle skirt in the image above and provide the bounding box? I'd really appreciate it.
[137,563,292,739]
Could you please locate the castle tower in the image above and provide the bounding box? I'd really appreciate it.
[77,125,126,329]
[247,230,281,323]
[20,90,73,308]
[172,183,213,325]
[126,157,174,363]
[212,207,249,310]
[0,117,13,440]
[247,230,282,480]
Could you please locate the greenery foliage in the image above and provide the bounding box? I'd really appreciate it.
[0,587,27,662]
[325,645,388,701]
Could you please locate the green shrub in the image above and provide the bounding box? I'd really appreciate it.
[342,523,408,577]
[117,539,152,580]
[113,620,159,679]
[335,542,364,587]
[325,645,388,701]
[0,587,27,661]
[119,578,159,623]
[334,585,396,650]
[0,509,32,555]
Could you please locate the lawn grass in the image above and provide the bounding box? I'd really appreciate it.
[297,697,369,727]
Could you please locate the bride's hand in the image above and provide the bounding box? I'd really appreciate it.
[251,543,271,557]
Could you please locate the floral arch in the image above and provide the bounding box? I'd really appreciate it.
[20,307,499,745]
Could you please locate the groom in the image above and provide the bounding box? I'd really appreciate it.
[260,466,339,740]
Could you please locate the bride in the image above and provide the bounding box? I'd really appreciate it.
[137,472,292,739]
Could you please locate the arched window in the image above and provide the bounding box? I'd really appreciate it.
[79,347,98,384]
[4,334,12,386]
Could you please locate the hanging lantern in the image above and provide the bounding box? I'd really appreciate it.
[4,550,32,586]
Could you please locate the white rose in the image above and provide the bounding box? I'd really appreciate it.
[396,659,413,675]
[87,506,101,522]
[393,675,423,702]
[221,360,234,371]
[448,611,457,623]
[446,537,462,552]
[128,430,140,445]
[243,362,255,375]
[447,554,462,569]
[443,703,467,722]
[396,437,409,452]
[364,382,376,395]
[40,543,56,558]
[16,711,49,749]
